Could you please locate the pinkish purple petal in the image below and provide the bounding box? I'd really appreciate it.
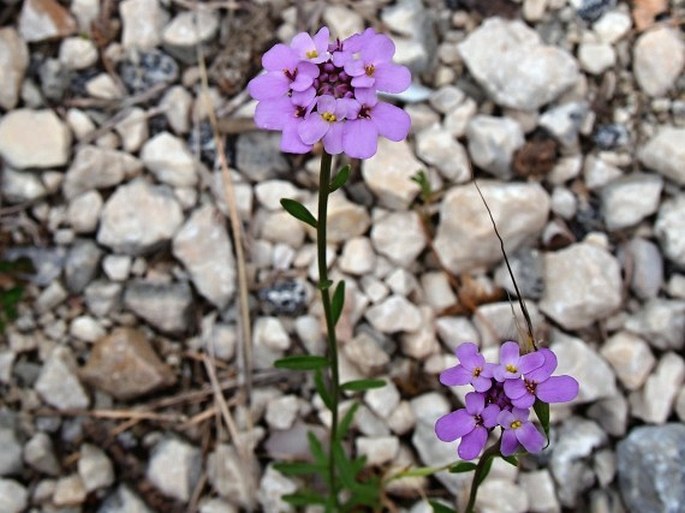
[439,365,471,386]
[342,118,378,158]
[247,72,291,101]
[500,341,520,365]
[317,95,337,114]
[536,375,579,403]
[500,430,519,456]
[458,426,488,460]
[515,422,545,454]
[262,43,299,71]
[435,409,476,442]
[373,63,412,93]
[512,407,531,423]
[464,392,485,415]
[344,58,365,77]
[322,122,344,155]
[472,375,493,393]
[290,32,315,56]
[361,34,395,64]
[353,87,377,107]
[351,74,376,88]
[503,378,527,400]
[525,349,557,383]
[519,351,546,374]
[312,27,330,55]
[481,404,501,428]
[254,97,293,130]
[372,102,411,141]
[280,124,312,154]
[497,409,515,428]
[291,87,316,107]
[298,116,329,145]
[511,391,536,409]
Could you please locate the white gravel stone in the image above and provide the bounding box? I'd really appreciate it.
[578,42,615,74]
[323,5,363,39]
[676,387,685,422]
[583,155,622,190]
[551,187,577,220]
[365,380,400,419]
[257,465,296,513]
[593,11,631,44]
[59,37,98,70]
[99,485,153,513]
[101,254,131,282]
[540,242,622,329]
[539,102,589,148]
[416,125,471,182]
[200,498,238,513]
[254,317,290,351]
[0,479,28,513]
[207,444,253,508]
[387,400,416,435]
[552,331,618,404]
[67,190,103,233]
[69,315,105,342]
[421,271,457,312]
[114,107,148,153]
[429,86,465,114]
[356,436,400,466]
[601,173,663,230]
[339,237,376,275]
[638,126,685,185]
[519,470,560,513]
[365,295,422,333]
[655,194,685,266]
[19,0,76,42]
[444,97,477,137]
[630,352,685,424]
[35,347,90,410]
[53,473,87,506]
[172,205,236,309]
[473,300,546,348]
[23,432,59,476]
[436,316,480,352]
[600,331,656,391]
[86,73,123,99]
[265,395,299,431]
[0,109,71,169]
[434,181,550,274]
[402,305,440,359]
[324,193,371,243]
[633,26,684,97]
[141,132,197,187]
[160,86,192,134]
[342,331,390,376]
[260,211,305,249]
[78,443,114,492]
[120,0,169,50]
[62,145,141,199]
[66,108,96,140]
[0,429,22,476]
[147,437,201,503]
[624,299,685,351]
[1,167,47,203]
[362,139,421,209]
[98,178,183,255]
[623,238,663,299]
[0,28,29,110]
[163,7,219,48]
[371,210,426,268]
[587,394,628,437]
[476,480,529,513]
[458,18,579,110]
[466,115,524,178]
[255,180,304,211]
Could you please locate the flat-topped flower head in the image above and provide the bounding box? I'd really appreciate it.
[439,342,495,393]
[493,341,545,382]
[435,392,500,460]
[247,26,411,156]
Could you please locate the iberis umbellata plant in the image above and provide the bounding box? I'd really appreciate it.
[248,26,411,511]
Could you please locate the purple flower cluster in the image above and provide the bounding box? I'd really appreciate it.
[435,342,579,460]
[247,27,411,158]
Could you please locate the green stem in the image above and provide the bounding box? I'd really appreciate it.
[464,441,501,513]
[316,152,340,508]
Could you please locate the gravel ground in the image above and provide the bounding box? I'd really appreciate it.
[0,0,684,512]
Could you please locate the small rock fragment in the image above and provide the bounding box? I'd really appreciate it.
[19,0,76,42]
[633,27,684,97]
[362,139,421,209]
[119,0,169,50]
[600,331,656,391]
[0,479,28,513]
[371,211,426,268]
[466,115,524,178]
[147,437,201,503]
[0,109,71,169]
[0,28,29,110]
[638,126,685,185]
[35,347,90,410]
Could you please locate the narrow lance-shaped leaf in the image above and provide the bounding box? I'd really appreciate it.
[331,280,345,326]
[307,432,327,468]
[314,368,334,410]
[282,491,327,506]
[272,461,324,476]
[337,401,360,440]
[449,461,477,474]
[340,379,386,392]
[280,198,317,229]
[429,500,459,513]
[534,399,550,440]
[475,455,495,486]
[501,454,519,467]
[329,165,350,193]
[274,355,329,371]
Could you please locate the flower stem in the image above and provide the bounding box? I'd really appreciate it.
[464,441,501,513]
[316,151,341,508]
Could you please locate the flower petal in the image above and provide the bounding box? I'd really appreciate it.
[342,118,378,158]
[503,378,527,399]
[458,426,488,460]
[247,72,290,101]
[254,97,293,130]
[361,34,395,64]
[373,63,412,93]
[515,422,545,454]
[500,341,520,365]
[280,124,311,154]
[481,404,501,428]
[262,43,298,71]
[435,409,476,442]
[519,351,545,374]
[371,102,411,141]
[322,122,344,155]
[511,392,536,409]
[500,430,519,456]
[464,392,485,415]
[298,116,329,145]
[536,375,579,403]
[439,365,472,386]
[472,375,493,393]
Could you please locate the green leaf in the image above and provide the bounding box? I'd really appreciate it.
[501,454,518,467]
[337,401,360,440]
[280,198,317,229]
[274,355,329,371]
[317,279,333,291]
[329,165,350,192]
[429,500,458,513]
[448,461,477,473]
[331,280,345,326]
[272,461,323,476]
[314,369,334,410]
[476,456,495,486]
[340,378,386,392]
[307,432,327,468]
[282,491,327,506]
[391,465,444,479]
[534,399,550,439]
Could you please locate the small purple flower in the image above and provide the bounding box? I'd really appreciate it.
[493,341,545,382]
[497,408,546,456]
[342,88,411,159]
[247,44,319,100]
[435,392,500,460]
[290,27,331,64]
[298,95,358,155]
[504,348,579,408]
[254,89,316,153]
[343,33,411,93]
[439,342,495,393]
